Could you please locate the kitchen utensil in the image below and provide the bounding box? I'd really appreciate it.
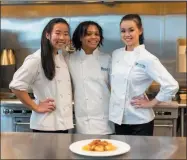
[0,49,16,65]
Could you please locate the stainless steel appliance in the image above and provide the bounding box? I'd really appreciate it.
[1,105,32,132]
[1,96,179,135]
[154,107,178,136]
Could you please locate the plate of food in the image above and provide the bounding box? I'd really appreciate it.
[69,139,130,157]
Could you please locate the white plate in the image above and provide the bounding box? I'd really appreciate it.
[69,139,131,157]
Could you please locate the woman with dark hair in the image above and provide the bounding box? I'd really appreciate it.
[9,18,73,133]
[66,21,114,134]
[109,14,179,136]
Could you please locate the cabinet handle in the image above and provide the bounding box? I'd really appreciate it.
[154,124,173,128]
[14,122,30,125]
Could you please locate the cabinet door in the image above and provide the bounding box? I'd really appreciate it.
[14,117,32,132]
[1,115,13,132]
[154,120,173,136]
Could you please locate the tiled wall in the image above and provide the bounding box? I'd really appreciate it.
[1,14,186,88]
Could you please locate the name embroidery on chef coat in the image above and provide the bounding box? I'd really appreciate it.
[101,67,109,71]
[135,62,146,69]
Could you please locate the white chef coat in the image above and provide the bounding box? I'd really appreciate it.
[66,48,114,134]
[109,45,179,125]
[9,49,73,131]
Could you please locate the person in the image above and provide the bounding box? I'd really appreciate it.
[9,18,73,133]
[66,21,114,134]
[109,14,179,136]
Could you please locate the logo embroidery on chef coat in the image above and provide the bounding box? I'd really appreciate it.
[135,62,145,69]
[101,67,109,71]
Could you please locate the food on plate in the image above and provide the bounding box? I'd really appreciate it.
[82,139,117,152]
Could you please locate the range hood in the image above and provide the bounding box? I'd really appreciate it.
[1,0,114,5]
[1,0,186,5]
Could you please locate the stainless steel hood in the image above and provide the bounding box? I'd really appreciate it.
[1,0,186,5]
[0,0,111,5]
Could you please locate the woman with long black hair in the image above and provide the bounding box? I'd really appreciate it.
[9,18,73,133]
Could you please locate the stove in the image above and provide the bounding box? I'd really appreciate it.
[1,101,32,132]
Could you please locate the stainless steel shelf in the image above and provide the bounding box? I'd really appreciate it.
[1,0,185,5]
[0,0,105,5]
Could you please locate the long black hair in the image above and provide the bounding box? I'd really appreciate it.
[120,14,144,45]
[72,21,104,51]
[41,18,70,80]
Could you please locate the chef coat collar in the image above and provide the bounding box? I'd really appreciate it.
[124,44,145,54]
[79,48,99,60]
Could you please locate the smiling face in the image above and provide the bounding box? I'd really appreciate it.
[80,25,101,53]
[46,23,70,52]
[120,20,143,50]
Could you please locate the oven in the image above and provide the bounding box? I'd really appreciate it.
[153,107,178,136]
[1,105,32,132]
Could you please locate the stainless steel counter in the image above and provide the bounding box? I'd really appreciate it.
[1,132,186,159]
[1,99,32,106]
[1,99,185,136]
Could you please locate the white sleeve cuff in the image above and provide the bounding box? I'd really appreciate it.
[9,80,29,91]
[155,93,173,102]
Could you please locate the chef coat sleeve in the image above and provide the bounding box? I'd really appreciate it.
[9,55,40,92]
[146,57,179,102]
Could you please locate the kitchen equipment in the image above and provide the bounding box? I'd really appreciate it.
[180,94,186,100]
[1,93,34,132]
[0,92,35,100]
[153,106,178,137]
[0,49,16,88]
[0,49,16,65]
[1,105,32,132]
[176,38,186,73]
[178,88,187,100]
[0,92,16,99]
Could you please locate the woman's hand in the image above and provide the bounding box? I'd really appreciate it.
[131,95,159,108]
[35,98,56,113]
